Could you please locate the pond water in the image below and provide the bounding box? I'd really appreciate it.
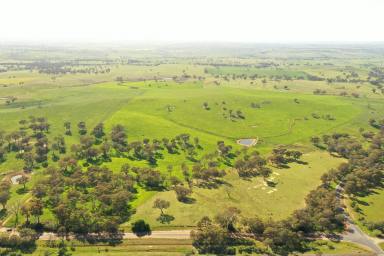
[237,138,256,146]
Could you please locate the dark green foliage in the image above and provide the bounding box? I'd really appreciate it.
[131,219,151,237]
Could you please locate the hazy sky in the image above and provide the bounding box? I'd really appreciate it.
[1,0,383,43]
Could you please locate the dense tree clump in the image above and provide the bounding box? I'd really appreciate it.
[320,131,384,195]
[29,164,135,238]
[234,151,271,178]
[268,147,303,168]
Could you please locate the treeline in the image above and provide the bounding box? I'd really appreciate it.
[312,129,384,237]
[313,131,384,196]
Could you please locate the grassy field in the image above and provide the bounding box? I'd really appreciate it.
[353,189,384,223]
[30,239,193,256]
[0,45,384,254]
[347,188,384,237]
[127,151,345,229]
[24,239,372,256]
[1,61,382,226]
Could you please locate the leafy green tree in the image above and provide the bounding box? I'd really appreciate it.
[153,198,170,215]
[131,219,151,237]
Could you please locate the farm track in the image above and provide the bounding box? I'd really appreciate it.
[166,117,237,140]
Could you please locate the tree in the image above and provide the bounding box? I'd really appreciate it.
[214,207,241,232]
[64,121,71,135]
[0,147,5,162]
[174,186,192,202]
[110,124,127,153]
[263,222,304,255]
[9,200,22,227]
[0,180,11,210]
[242,216,265,237]
[120,163,130,176]
[23,152,35,171]
[191,216,230,254]
[77,121,87,135]
[131,219,151,237]
[57,239,72,256]
[153,198,170,215]
[91,122,104,138]
[17,175,29,190]
[136,168,165,189]
[310,136,320,146]
[29,198,43,224]
[0,190,10,209]
[21,204,31,224]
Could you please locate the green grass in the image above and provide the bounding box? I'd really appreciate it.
[29,239,193,256]
[347,188,384,237]
[304,240,372,255]
[206,66,309,78]
[1,56,384,234]
[126,151,345,230]
[354,189,384,223]
[22,239,372,255]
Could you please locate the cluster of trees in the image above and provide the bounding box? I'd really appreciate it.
[191,163,226,187]
[65,122,201,165]
[67,121,201,165]
[223,109,245,121]
[0,117,54,171]
[311,113,335,121]
[315,128,384,236]
[218,101,245,121]
[192,183,344,255]
[320,131,384,196]
[234,151,271,178]
[268,147,303,168]
[368,67,384,88]
[28,164,135,238]
[313,89,327,95]
[24,61,111,75]
[0,228,39,254]
[321,133,363,158]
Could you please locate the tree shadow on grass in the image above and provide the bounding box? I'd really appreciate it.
[178,197,196,204]
[266,180,277,187]
[0,209,7,220]
[75,232,124,246]
[16,187,28,194]
[294,160,308,165]
[157,214,175,224]
[354,198,370,206]
[196,179,230,189]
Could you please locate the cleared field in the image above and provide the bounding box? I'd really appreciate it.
[127,151,345,229]
[26,239,371,256]
[30,239,193,256]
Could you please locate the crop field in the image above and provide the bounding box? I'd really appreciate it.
[0,44,383,255]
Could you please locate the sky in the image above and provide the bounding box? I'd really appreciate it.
[1,0,384,43]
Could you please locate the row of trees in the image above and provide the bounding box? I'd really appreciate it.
[66,121,202,164]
